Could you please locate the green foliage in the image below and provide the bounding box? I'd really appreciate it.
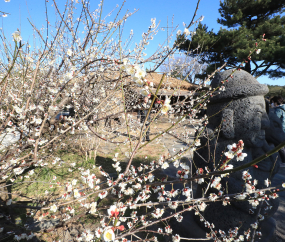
[178,0,285,79]
[218,0,285,28]
[267,84,285,97]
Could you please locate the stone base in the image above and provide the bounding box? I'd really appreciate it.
[170,211,276,242]
[259,217,276,242]
[169,210,210,242]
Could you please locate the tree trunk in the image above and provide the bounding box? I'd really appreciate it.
[245,59,251,74]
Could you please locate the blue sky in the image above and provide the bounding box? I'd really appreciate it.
[1,0,284,86]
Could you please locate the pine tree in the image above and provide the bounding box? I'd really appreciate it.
[178,0,285,79]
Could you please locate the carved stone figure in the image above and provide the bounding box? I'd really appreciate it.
[193,70,280,239]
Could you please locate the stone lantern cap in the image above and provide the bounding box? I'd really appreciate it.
[210,69,269,104]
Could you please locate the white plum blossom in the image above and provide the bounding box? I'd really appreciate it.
[161,98,171,114]
[67,49,73,56]
[13,167,25,175]
[182,187,192,196]
[168,201,178,209]
[140,87,150,97]
[251,222,258,229]
[124,187,134,195]
[197,178,204,184]
[12,31,22,42]
[249,199,259,209]
[235,193,247,200]
[161,162,169,169]
[107,205,119,217]
[102,227,115,241]
[242,171,252,180]
[264,178,270,187]
[135,68,146,79]
[209,193,218,201]
[122,58,128,65]
[152,208,164,218]
[173,160,180,168]
[72,179,77,186]
[246,183,255,193]
[256,231,262,237]
[165,225,172,233]
[236,151,247,161]
[194,139,201,146]
[224,151,234,159]
[126,65,136,76]
[82,230,94,241]
[211,177,222,190]
[50,204,57,213]
[133,77,145,86]
[183,28,190,36]
[198,202,207,211]
[89,202,97,214]
[73,189,81,198]
[151,18,156,28]
[172,234,181,242]
[269,193,278,199]
[175,214,183,222]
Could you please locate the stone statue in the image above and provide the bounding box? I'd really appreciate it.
[193,70,280,239]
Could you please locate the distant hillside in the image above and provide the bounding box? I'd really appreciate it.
[267,85,285,97]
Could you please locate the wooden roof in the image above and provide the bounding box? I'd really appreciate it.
[145,73,197,91]
[90,70,197,91]
[150,89,193,97]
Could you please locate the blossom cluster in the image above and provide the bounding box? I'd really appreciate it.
[0,1,282,242]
